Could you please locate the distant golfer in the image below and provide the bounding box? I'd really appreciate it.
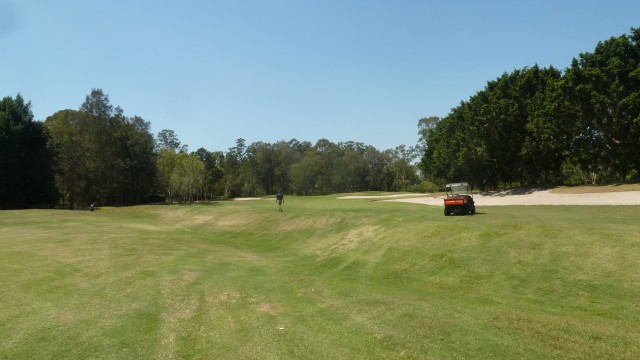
[276,192,284,212]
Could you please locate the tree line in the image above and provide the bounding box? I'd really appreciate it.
[1,89,423,209]
[2,28,639,209]
[155,134,422,203]
[420,28,640,189]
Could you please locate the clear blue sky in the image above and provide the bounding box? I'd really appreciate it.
[2,1,639,152]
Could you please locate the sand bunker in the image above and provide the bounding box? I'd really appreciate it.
[340,190,640,206]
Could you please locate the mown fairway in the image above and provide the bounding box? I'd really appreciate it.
[1,196,639,359]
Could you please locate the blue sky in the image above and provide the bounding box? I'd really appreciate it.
[2,1,639,152]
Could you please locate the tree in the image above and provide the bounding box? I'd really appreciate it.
[564,28,640,182]
[312,139,341,194]
[421,102,492,189]
[421,65,572,189]
[517,66,569,184]
[79,88,113,118]
[290,152,321,195]
[220,138,247,197]
[417,116,440,153]
[170,153,204,203]
[156,147,178,202]
[246,141,275,195]
[0,94,58,209]
[45,110,92,209]
[195,147,224,200]
[333,150,369,192]
[44,90,157,207]
[384,146,419,191]
[156,129,181,151]
[112,115,156,205]
[362,146,387,190]
[78,89,119,204]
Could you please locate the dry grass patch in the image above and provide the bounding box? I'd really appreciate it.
[275,216,338,232]
[214,213,260,227]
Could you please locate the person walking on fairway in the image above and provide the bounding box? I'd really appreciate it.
[276,192,284,212]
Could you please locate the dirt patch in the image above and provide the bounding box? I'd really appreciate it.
[124,223,162,231]
[257,302,283,316]
[276,217,338,232]
[313,225,382,260]
[215,214,259,227]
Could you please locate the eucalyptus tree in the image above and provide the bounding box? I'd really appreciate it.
[112,115,156,205]
[195,147,224,200]
[384,145,419,191]
[45,110,92,208]
[170,152,204,203]
[362,145,387,191]
[289,152,321,195]
[417,116,440,154]
[156,147,178,202]
[273,139,309,193]
[77,89,119,204]
[156,129,181,151]
[312,138,341,194]
[47,97,156,207]
[332,149,369,192]
[221,138,246,197]
[246,141,275,195]
[80,88,113,118]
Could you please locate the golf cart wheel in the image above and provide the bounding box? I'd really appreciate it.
[444,206,452,216]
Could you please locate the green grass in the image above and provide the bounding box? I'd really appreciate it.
[1,196,639,359]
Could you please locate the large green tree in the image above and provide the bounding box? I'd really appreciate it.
[564,28,640,182]
[45,110,92,209]
[156,129,182,151]
[112,114,156,205]
[195,147,224,200]
[220,138,246,197]
[46,89,156,207]
[421,65,571,189]
[289,152,321,195]
[170,152,204,203]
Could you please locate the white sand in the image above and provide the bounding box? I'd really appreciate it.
[341,190,640,206]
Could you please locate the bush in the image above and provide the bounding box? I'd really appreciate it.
[407,181,442,193]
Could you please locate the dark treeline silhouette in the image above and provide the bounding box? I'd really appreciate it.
[0,95,58,209]
[2,28,639,209]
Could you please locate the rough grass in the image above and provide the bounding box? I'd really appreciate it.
[1,197,639,359]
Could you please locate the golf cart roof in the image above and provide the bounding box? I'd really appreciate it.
[445,182,473,196]
[446,182,469,190]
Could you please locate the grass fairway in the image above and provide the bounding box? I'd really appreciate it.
[1,196,639,359]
